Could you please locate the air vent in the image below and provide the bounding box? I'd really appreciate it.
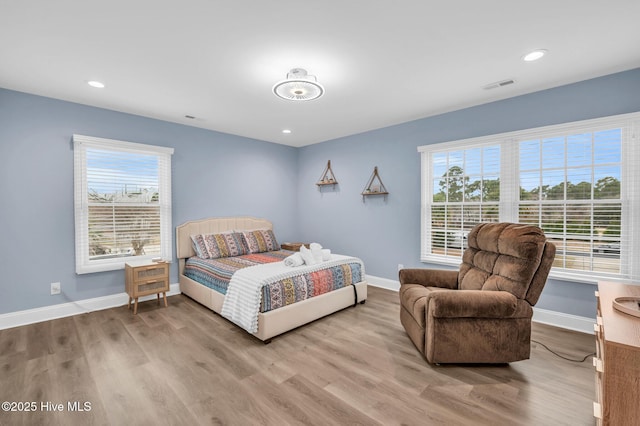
[483,79,516,90]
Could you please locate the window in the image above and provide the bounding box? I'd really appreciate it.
[74,135,174,274]
[419,112,640,283]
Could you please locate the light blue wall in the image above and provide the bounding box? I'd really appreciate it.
[0,88,298,314]
[297,68,640,318]
[2,68,639,319]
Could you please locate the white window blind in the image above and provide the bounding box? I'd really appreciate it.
[424,144,501,261]
[74,135,174,274]
[419,112,640,283]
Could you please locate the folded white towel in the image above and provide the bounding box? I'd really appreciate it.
[299,245,317,265]
[321,248,331,261]
[310,242,323,263]
[284,252,304,267]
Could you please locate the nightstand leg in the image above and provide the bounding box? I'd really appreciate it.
[163,292,168,307]
[157,293,160,305]
[128,296,132,310]
[133,298,139,315]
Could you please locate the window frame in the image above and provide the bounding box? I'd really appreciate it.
[418,112,640,284]
[73,134,174,274]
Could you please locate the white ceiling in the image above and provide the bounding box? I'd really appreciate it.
[1,1,639,148]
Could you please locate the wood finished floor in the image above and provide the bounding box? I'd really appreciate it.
[0,286,596,426]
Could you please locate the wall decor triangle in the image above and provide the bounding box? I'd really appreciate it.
[362,166,388,200]
[316,160,338,186]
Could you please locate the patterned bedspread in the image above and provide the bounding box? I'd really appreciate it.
[183,250,363,313]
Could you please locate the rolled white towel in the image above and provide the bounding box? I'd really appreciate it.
[284,252,304,267]
[299,245,317,265]
[310,242,323,263]
[321,248,331,261]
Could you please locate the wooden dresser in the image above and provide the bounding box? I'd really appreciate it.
[594,282,640,425]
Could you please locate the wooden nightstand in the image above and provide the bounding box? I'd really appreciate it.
[125,260,170,314]
[280,242,310,251]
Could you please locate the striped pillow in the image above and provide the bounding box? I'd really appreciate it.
[190,232,248,259]
[242,229,279,253]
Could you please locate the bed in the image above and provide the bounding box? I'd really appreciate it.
[176,216,367,342]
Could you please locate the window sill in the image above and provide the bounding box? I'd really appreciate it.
[421,255,633,285]
[76,256,171,274]
[548,269,633,285]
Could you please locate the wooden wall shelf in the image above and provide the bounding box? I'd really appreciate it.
[316,160,338,186]
[361,166,388,200]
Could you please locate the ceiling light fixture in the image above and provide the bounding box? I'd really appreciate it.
[522,49,547,62]
[282,129,292,134]
[87,80,105,88]
[273,68,324,101]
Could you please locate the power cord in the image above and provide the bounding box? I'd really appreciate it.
[531,339,596,363]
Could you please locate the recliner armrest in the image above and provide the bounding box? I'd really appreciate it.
[399,268,458,289]
[428,290,518,318]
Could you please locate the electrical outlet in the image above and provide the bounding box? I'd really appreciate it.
[51,282,61,295]
[398,263,404,271]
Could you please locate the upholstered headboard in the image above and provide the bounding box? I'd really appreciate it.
[175,216,273,260]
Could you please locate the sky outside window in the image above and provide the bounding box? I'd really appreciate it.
[87,148,159,197]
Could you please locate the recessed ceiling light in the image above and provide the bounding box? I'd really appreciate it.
[522,49,547,62]
[282,129,292,134]
[87,80,105,88]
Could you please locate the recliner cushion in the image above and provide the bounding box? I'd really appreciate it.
[458,223,546,299]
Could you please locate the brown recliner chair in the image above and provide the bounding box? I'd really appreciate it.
[399,222,556,364]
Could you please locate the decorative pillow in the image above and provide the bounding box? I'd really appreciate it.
[191,234,210,258]
[242,229,279,253]
[190,232,248,259]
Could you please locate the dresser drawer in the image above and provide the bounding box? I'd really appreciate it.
[594,316,604,359]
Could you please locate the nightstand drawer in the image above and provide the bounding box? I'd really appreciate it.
[130,263,169,283]
[133,278,169,297]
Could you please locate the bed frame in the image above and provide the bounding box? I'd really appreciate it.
[176,216,367,342]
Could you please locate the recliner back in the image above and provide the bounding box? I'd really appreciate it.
[458,222,555,305]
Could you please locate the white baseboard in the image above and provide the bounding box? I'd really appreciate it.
[366,274,400,291]
[0,283,181,330]
[366,274,595,334]
[531,308,594,334]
